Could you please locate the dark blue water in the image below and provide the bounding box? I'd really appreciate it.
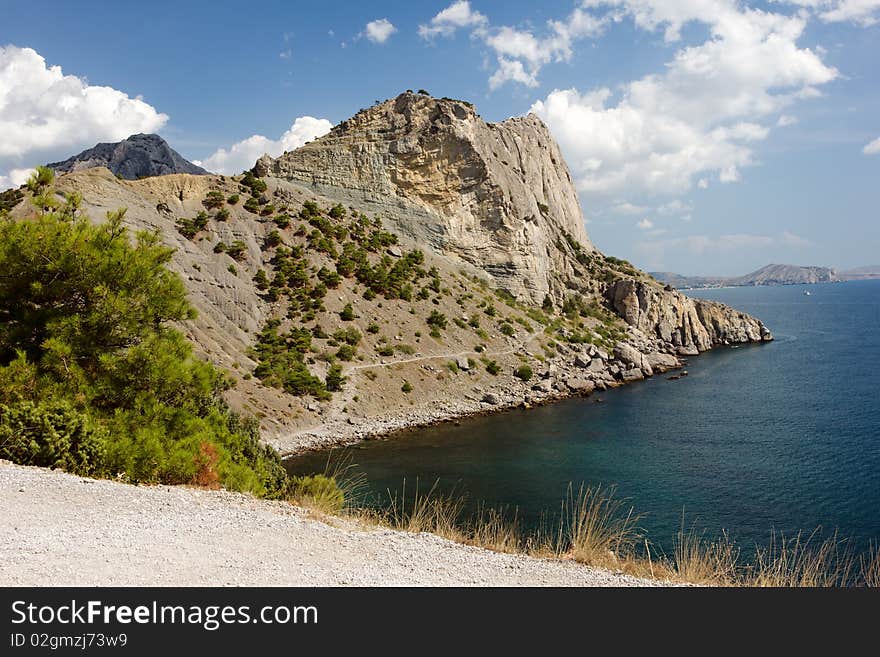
[286,280,880,554]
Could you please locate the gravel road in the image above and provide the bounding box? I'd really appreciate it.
[0,461,659,586]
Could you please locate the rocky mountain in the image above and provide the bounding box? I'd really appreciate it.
[47,133,208,180]
[728,264,839,286]
[652,264,841,289]
[258,92,592,305]
[839,265,880,281]
[13,92,772,452]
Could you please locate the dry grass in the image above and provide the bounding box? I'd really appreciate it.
[289,454,875,587]
[747,531,854,587]
[672,528,740,585]
[556,484,641,570]
[860,542,879,587]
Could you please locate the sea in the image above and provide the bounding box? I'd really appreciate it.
[286,280,880,556]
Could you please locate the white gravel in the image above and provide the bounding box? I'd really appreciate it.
[0,461,661,587]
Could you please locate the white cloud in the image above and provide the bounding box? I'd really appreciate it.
[0,167,35,191]
[279,49,291,60]
[637,218,654,229]
[529,3,837,196]
[364,18,397,44]
[657,199,693,215]
[418,1,488,39]
[489,57,539,89]
[201,116,333,175]
[777,114,798,126]
[777,0,880,26]
[863,136,880,155]
[419,3,606,89]
[611,201,650,215]
[0,45,168,187]
[782,229,811,247]
[636,233,776,267]
[635,229,814,267]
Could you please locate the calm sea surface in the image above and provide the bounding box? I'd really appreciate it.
[286,280,880,554]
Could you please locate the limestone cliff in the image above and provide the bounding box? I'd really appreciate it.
[261,91,771,355]
[607,279,771,355]
[261,92,592,304]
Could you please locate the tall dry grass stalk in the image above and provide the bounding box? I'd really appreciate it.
[557,484,642,569]
[748,530,854,587]
[382,479,465,542]
[860,542,880,587]
[672,528,740,585]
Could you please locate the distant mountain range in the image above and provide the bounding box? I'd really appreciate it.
[48,133,208,180]
[651,263,879,289]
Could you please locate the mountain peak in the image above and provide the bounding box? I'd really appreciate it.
[260,91,591,303]
[48,134,208,180]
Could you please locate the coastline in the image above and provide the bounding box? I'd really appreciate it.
[269,340,765,458]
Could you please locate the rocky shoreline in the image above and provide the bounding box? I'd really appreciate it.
[271,324,771,457]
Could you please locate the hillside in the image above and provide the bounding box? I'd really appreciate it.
[8,92,772,454]
[653,264,841,289]
[839,265,880,281]
[47,133,208,180]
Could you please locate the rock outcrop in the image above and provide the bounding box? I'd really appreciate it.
[262,91,593,304]
[48,134,208,180]
[607,279,772,354]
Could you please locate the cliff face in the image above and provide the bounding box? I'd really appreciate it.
[607,279,772,355]
[263,92,771,354]
[261,92,592,304]
[48,134,209,180]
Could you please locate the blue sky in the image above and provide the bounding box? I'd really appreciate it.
[1,0,878,275]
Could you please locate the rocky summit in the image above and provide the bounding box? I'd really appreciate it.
[47,133,209,180]
[14,92,773,453]
[260,92,592,304]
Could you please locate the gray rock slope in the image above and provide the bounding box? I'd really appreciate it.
[48,133,208,180]
[260,92,592,304]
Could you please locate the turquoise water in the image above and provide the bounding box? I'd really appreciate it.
[286,280,880,555]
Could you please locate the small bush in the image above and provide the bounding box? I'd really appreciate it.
[514,365,533,382]
[203,191,225,210]
[285,474,345,514]
[253,269,270,291]
[213,241,227,254]
[227,194,240,205]
[485,360,501,375]
[340,303,355,321]
[401,381,413,393]
[325,364,346,392]
[264,230,282,249]
[427,310,447,331]
[500,322,515,337]
[226,240,247,261]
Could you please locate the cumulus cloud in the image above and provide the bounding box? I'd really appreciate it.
[419,2,605,88]
[529,2,837,196]
[637,218,654,230]
[635,232,776,267]
[418,1,488,39]
[777,114,799,126]
[777,0,880,26]
[364,18,397,44]
[611,201,650,215]
[200,116,333,175]
[0,45,168,189]
[863,136,880,155]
